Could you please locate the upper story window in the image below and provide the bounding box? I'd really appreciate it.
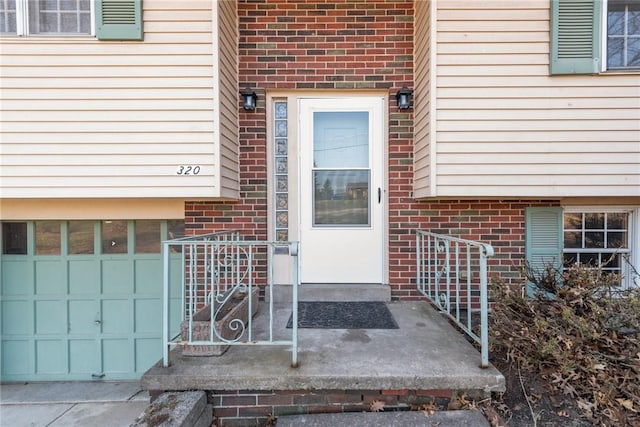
[0,0,93,36]
[550,0,640,74]
[607,0,640,69]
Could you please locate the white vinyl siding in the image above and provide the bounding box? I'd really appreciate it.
[0,0,239,199]
[423,0,640,198]
[413,0,432,198]
[215,0,239,199]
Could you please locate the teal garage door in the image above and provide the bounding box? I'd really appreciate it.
[1,220,183,381]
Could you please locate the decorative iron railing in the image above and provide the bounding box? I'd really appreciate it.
[162,230,299,368]
[416,230,494,368]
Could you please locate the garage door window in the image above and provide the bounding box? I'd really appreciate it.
[35,221,61,255]
[135,220,161,253]
[1,222,27,255]
[69,221,94,254]
[102,220,128,254]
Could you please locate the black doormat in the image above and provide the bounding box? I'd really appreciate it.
[286,301,399,329]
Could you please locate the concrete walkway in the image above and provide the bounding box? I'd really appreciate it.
[0,381,148,427]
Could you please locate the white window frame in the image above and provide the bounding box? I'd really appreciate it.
[601,0,640,71]
[563,206,640,289]
[9,0,95,36]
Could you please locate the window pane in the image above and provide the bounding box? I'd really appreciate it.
[35,221,61,255]
[2,222,27,255]
[69,221,94,254]
[607,38,625,67]
[584,213,604,229]
[607,231,627,248]
[563,231,582,248]
[102,221,128,254]
[584,231,605,248]
[135,220,161,254]
[0,0,17,33]
[314,170,369,226]
[563,213,582,229]
[313,112,369,168]
[607,212,628,229]
[608,7,625,35]
[628,38,640,67]
[168,220,185,240]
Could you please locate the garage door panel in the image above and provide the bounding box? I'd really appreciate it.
[69,339,96,374]
[35,260,66,294]
[2,300,32,334]
[135,338,161,373]
[135,259,162,294]
[135,298,161,334]
[1,260,34,295]
[68,300,97,334]
[102,260,134,294]
[35,300,66,334]
[69,259,100,295]
[102,339,132,374]
[36,340,67,374]
[101,299,131,334]
[2,340,32,375]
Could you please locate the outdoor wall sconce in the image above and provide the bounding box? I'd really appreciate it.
[395,87,413,110]
[240,87,258,111]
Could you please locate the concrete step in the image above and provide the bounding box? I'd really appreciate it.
[270,283,391,302]
[276,410,491,426]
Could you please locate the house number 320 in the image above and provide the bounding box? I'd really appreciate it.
[176,165,201,175]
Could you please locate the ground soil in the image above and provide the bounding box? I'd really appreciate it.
[487,357,592,427]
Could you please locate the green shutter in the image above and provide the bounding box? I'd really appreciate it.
[550,0,601,74]
[96,0,143,41]
[525,207,563,296]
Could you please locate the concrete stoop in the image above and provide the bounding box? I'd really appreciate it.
[276,410,491,427]
[133,391,212,427]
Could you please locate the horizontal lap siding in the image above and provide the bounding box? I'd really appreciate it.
[217,0,240,199]
[413,0,431,198]
[0,1,221,198]
[435,0,640,198]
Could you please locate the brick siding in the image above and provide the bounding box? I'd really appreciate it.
[183,0,560,299]
[207,388,477,427]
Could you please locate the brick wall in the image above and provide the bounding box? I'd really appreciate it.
[208,388,472,427]
[183,0,560,299]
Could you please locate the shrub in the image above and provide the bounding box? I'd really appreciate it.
[490,262,640,426]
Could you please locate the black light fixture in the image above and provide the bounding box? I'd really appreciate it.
[395,86,413,110]
[240,87,257,111]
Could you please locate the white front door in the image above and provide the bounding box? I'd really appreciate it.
[299,97,385,284]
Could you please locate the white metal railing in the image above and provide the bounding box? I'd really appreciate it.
[162,230,299,368]
[416,230,494,368]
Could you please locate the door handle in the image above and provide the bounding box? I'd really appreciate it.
[378,188,382,204]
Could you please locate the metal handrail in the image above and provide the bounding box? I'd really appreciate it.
[416,230,494,368]
[162,231,299,368]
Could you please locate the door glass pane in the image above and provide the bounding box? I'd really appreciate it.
[102,220,128,254]
[135,220,161,254]
[2,222,27,255]
[69,221,94,254]
[35,221,61,255]
[312,110,371,227]
[314,170,370,226]
[313,112,368,168]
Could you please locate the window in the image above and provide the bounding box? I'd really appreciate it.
[526,207,639,289]
[0,0,93,36]
[607,0,640,69]
[0,0,143,40]
[563,211,632,277]
[550,0,640,74]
